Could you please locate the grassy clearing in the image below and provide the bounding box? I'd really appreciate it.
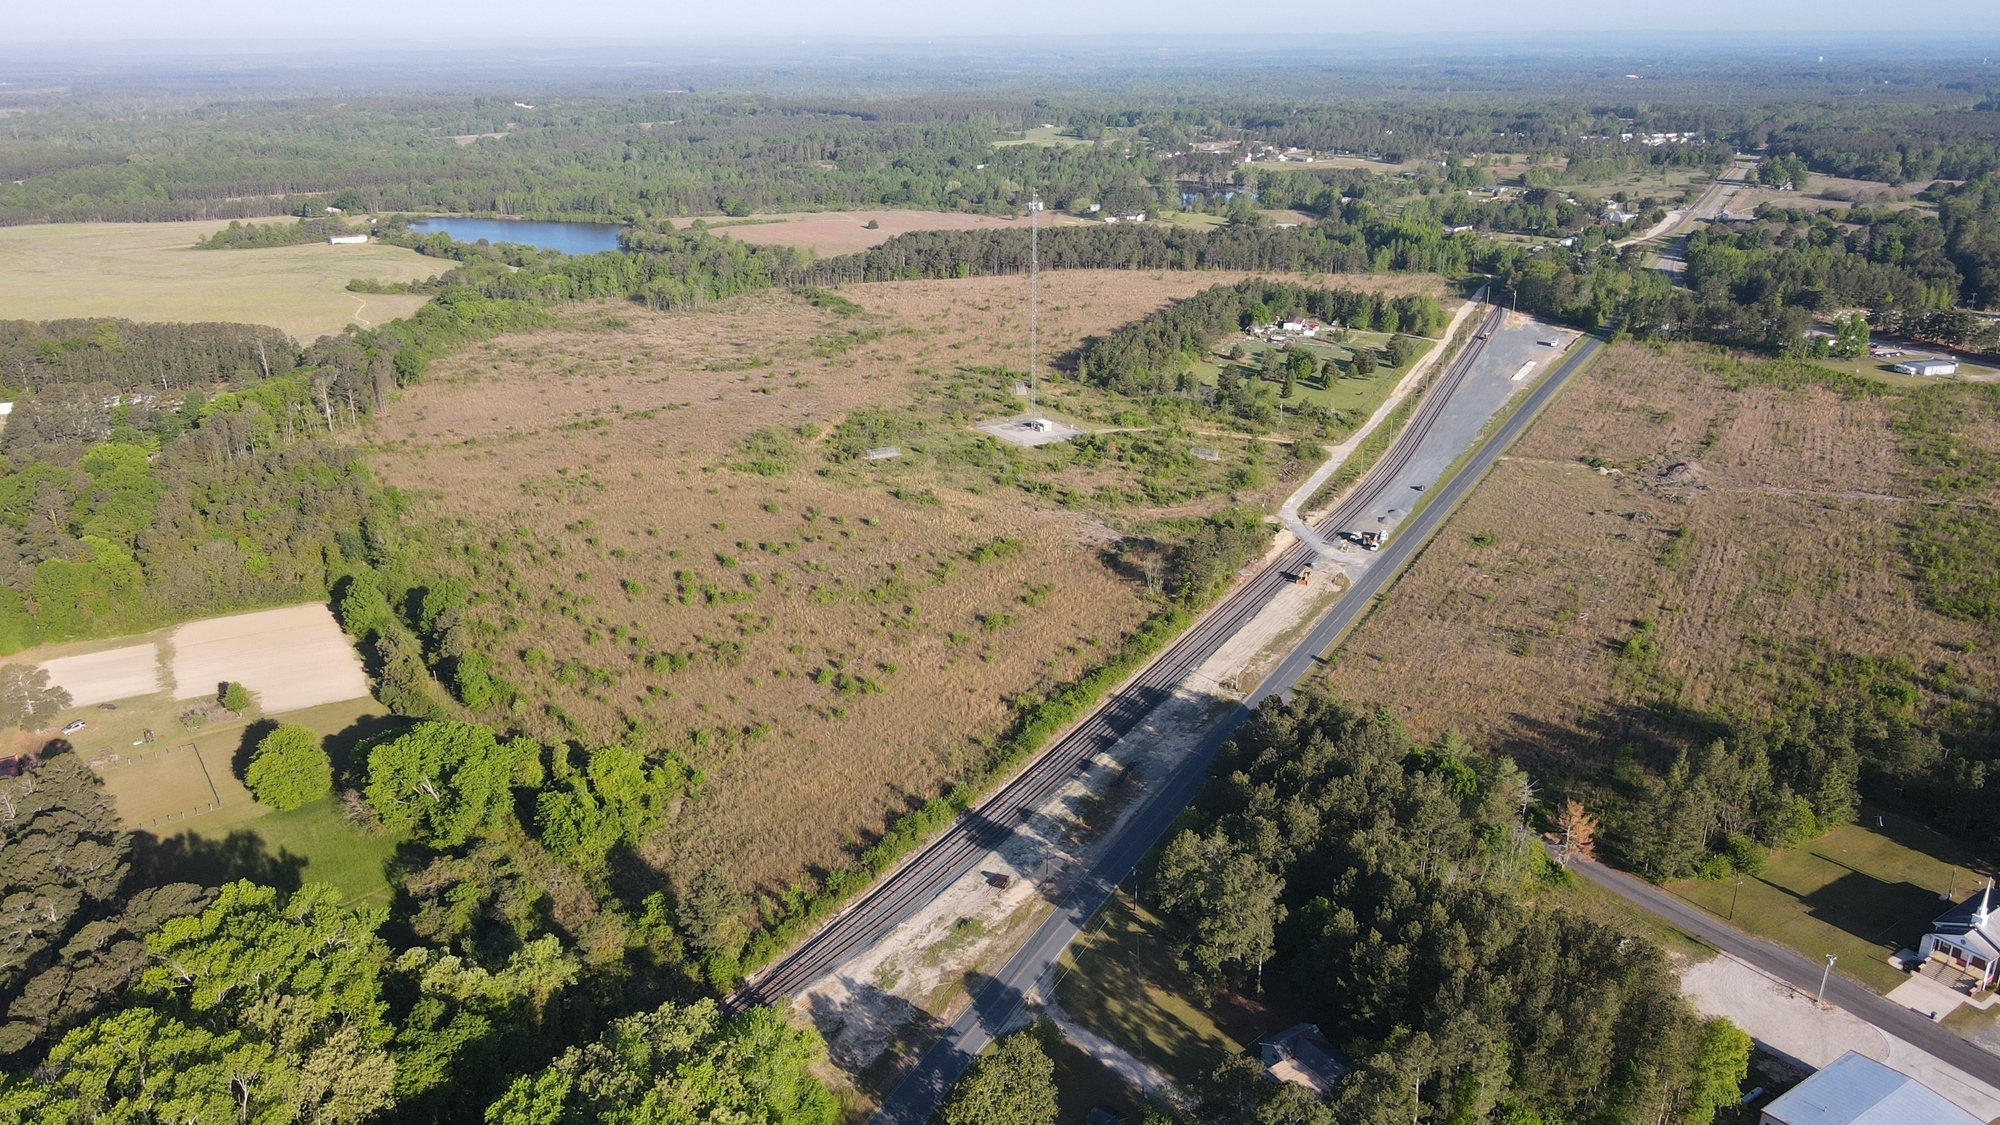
[1669,809,1980,993]
[1056,891,1238,1080]
[1055,890,1300,1084]
[1809,358,2000,385]
[370,270,1441,904]
[1197,330,1435,422]
[92,694,405,904]
[372,270,1456,900]
[716,208,1089,256]
[0,219,447,338]
[991,126,1096,148]
[1050,1039,1147,1125]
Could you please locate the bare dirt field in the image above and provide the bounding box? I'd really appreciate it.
[170,604,371,713]
[0,220,447,339]
[367,268,1441,899]
[39,643,162,706]
[714,209,1087,256]
[1318,343,2000,776]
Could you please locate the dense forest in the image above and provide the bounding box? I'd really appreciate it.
[1146,690,1750,1125]
[0,753,834,1124]
[1498,175,2000,345]
[0,83,1770,227]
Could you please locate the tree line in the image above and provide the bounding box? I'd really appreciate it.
[1146,690,1751,1125]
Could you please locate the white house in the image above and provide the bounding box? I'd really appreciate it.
[1893,358,1958,377]
[1918,879,2000,988]
[1760,1051,1980,1125]
[328,234,370,245]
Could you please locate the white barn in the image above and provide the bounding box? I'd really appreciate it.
[1892,357,1958,376]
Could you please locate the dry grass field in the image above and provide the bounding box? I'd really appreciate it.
[0,220,447,338]
[1319,343,2000,775]
[368,268,1436,898]
[714,209,1087,256]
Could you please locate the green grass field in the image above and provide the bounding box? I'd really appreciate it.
[0,219,447,339]
[1193,331,1435,425]
[1812,357,2000,386]
[100,696,409,906]
[1050,1039,1148,1125]
[991,125,1096,148]
[1669,808,1980,993]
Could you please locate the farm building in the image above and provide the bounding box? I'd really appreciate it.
[328,234,370,245]
[1759,1051,1980,1125]
[1892,357,1958,376]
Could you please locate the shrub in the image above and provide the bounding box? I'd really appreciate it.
[245,723,333,810]
[220,682,253,713]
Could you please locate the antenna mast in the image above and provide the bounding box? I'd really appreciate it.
[1029,192,1040,419]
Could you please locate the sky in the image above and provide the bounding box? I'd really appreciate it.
[7,0,2000,45]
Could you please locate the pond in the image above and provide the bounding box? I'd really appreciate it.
[404,217,625,255]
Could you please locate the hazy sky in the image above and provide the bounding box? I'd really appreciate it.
[10,0,2000,44]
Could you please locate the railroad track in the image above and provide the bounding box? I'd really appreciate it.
[730,299,1505,1011]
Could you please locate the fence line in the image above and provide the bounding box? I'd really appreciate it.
[142,801,222,828]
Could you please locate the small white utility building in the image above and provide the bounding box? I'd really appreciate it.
[1892,357,1958,376]
[1759,1051,1981,1125]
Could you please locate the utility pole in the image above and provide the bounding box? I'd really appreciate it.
[1817,954,1838,1009]
[1028,192,1041,420]
[1730,878,1744,921]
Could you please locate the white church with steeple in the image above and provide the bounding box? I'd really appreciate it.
[1920,878,2000,990]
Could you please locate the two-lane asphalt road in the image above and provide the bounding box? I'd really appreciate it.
[867,333,1606,1125]
[1562,856,2000,1089]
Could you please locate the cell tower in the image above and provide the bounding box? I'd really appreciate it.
[1028,192,1041,422]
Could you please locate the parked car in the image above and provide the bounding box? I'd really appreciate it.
[61,720,86,735]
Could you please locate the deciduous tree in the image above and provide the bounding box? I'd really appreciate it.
[938,1029,1057,1125]
[484,999,836,1125]
[365,722,534,847]
[245,723,333,810]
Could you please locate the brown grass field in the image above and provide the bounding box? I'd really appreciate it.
[0,220,448,338]
[1318,342,2000,773]
[713,209,1088,256]
[367,268,1440,898]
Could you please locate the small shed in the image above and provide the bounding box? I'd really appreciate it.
[1893,358,1958,377]
[1759,1051,1980,1125]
